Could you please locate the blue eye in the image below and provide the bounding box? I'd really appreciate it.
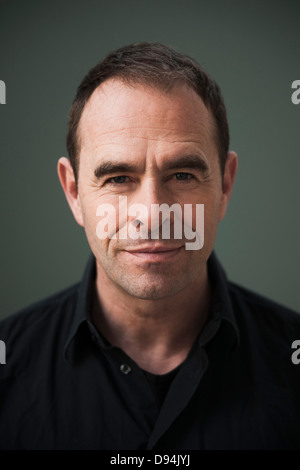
[175,173,193,180]
[109,176,128,184]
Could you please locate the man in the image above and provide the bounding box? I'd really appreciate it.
[1,42,300,450]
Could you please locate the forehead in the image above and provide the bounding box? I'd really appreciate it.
[78,79,217,160]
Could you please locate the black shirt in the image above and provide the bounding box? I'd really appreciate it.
[1,251,300,450]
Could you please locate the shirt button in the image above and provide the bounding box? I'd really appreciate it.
[120,364,131,375]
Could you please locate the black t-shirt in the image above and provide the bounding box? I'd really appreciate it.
[143,365,181,409]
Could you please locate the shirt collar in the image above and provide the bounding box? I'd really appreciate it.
[64,253,96,361]
[64,250,240,361]
[204,251,240,351]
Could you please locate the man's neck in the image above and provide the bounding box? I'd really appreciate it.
[92,267,212,375]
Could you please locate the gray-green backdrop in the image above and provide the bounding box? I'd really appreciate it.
[1,0,299,319]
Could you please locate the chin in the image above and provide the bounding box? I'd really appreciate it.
[118,276,189,301]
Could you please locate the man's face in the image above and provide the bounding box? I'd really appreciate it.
[60,79,236,300]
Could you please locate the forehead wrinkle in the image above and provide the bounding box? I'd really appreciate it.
[82,140,210,160]
[80,132,211,157]
[80,129,210,152]
[81,124,207,140]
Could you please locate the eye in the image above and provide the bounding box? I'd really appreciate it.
[106,175,129,184]
[174,172,194,181]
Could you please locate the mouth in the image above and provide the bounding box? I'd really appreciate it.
[124,245,184,261]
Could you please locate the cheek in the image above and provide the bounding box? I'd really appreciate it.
[187,190,220,224]
[198,196,222,248]
[81,196,129,259]
[79,195,110,250]
[81,198,99,232]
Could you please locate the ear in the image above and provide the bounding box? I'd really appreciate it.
[219,151,238,222]
[57,157,84,226]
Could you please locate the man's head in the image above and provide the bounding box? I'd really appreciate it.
[66,42,230,184]
[58,43,237,301]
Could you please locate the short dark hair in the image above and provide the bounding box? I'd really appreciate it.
[66,42,229,183]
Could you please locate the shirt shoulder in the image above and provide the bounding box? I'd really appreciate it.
[228,280,300,342]
[0,283,80,374]
[1,283,80,332]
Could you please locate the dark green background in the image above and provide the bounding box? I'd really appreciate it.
[1,0,299,319]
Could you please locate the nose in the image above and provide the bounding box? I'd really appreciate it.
[132,177,165,229]
[128,177,175,239]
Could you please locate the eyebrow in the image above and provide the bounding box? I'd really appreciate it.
[94,154,209,179]
[94,162,137,179]
[161,155,209,174]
